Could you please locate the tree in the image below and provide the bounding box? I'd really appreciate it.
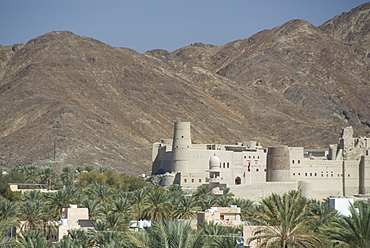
[18,230,52,248]
[199,222,242,248]
[127,220,205,248]
[322,201,370,247]
[112,195,132,216]
[199,195,217,210]
[172,196,198,220]
[80,197,103,219]
[248,191,322,248]
[60,167,77,189]
[232,198,255,221]
[143,189,171,221]
[131,187,150,220]
[0,198,20,220]
[20,200,45,231]
[44,189,76,219]
[193,185,212,202]
[40,167,57,190]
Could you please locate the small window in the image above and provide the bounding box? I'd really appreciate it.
[292,160,295,164]
[310,173,312,176]
[348,174,350,177]
[227,162,229,168]
[314,173,317,176]
[191,179,194,183]
[184,179,187,183]
[256,168,259,172]
[298,160,300,164]
[305,173,307,176]
[199,179,201,183]
[293,173,295,176]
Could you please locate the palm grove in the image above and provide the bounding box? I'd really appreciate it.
[0,165,370,248]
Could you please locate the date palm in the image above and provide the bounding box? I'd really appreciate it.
[173,195,198,219]
[112,195,132,216]
[44,189,76,219]
[248,190,322,248]
[199,195,217,210]
[0,198,20,220]
[18,230,51,248]
[127,220,205,248]
[131,187,149,220]
[20,200,45,231]
[143,189,171,221]
[80,197,104,219]
[232,198,255,221]
[321,201,370,247]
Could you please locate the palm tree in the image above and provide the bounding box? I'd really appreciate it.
[20,200,45,231]
[60,166,77,189]
[167,185,185,206]
[193,185,212,202]
[248,190,322,248]
[104,213,130,231]
[0,198,20,220]
[40,167,57,190]
[172,195,198,219]
[199,222,242,248]
[199,195,217,210]
[112,196,132,216]
[64,229,95,248]
[80,197,103,219]
[232,198,255,221]
[127,220,205,248]
[321,201,370,247]
[131,187,149,220]
[94,230,124,248]
[143,189,171,221]
[18,230,52,248]
[44,189,76,219]
[22,165,40,184]
[23,190,44,202]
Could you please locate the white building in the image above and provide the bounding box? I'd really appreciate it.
[152,122,370,200]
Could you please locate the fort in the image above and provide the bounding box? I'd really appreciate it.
[151,122,370,200]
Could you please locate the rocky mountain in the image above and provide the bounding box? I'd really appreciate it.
[0,3,369,175]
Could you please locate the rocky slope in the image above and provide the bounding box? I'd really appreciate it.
[0,3,369,174]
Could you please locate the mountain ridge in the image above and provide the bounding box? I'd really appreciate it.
[0,3,369,174]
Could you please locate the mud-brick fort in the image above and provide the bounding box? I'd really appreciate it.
[151,122,370,200]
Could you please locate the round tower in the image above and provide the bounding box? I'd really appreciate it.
[171,122,192,173]
[266,146,290,182]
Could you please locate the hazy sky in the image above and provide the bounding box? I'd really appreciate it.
[0,0,368,53]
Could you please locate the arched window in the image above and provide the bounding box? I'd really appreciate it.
[235,177,241,185]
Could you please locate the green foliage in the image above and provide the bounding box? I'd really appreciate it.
[18,230,52,248]
[127,220,205,248]
[248,190,322,248]
[321,201,370,247]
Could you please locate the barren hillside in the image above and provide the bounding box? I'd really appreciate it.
[0,3,369,174]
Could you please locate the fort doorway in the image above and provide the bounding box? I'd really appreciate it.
[235,177,241,185]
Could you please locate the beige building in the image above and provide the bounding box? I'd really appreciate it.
[152,122,370,200]
[54,204,93,242]
[197,206,241,226]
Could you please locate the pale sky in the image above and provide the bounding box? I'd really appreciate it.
[0,0,368,53]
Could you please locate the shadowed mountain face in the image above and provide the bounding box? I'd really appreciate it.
[0,3,369,174]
